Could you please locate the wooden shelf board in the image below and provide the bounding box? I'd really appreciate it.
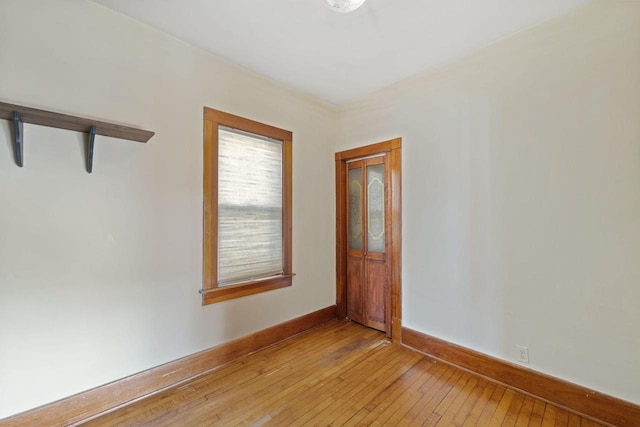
[0,101,154,143]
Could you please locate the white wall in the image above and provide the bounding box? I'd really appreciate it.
[337,0,640,404]
[0,0,336,418]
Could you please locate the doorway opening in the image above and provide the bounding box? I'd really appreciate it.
[335,138,402,342]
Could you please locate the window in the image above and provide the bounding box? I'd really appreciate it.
[201,108,293,305]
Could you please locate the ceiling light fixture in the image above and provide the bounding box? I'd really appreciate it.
[324,0,367,13]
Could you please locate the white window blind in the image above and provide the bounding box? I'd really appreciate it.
[218,126,283,286]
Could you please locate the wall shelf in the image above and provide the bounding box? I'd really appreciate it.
[0,101,154,172]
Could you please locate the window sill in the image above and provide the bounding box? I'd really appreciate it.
[200,274,294,305]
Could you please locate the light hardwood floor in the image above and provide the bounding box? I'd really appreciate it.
[80,320,607,426]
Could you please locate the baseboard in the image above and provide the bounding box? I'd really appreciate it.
[2,305,337,427]
[402,327,640,427]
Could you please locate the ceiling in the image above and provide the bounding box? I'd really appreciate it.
[91,0,593,106]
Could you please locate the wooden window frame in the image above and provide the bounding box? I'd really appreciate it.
[201,108,293,305]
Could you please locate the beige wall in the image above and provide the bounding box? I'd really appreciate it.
[0,0,336,418]
[337,0,640,404]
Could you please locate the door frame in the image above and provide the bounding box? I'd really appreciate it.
[335,138,402,342]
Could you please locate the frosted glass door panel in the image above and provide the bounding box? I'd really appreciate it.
[367,164,385,253]
[348,168,363,251]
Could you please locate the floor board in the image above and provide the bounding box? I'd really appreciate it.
[80,320,608,426]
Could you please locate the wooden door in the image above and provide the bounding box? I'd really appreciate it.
[346,155,391,332]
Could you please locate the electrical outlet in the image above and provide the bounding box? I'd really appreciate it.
[517,345,529,364]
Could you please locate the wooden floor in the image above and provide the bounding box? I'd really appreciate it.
[81,320,607,426]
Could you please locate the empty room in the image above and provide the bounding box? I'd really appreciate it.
[1,0,639,425]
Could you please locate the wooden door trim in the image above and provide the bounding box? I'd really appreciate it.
[335,138,402,342]
[335,138,401,161]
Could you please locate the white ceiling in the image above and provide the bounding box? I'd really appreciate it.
[91,0,593,106]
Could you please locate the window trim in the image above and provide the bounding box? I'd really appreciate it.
[201,107,293,305]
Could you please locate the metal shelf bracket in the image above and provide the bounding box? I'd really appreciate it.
[12,111,23,167]
[87,125,96,173]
